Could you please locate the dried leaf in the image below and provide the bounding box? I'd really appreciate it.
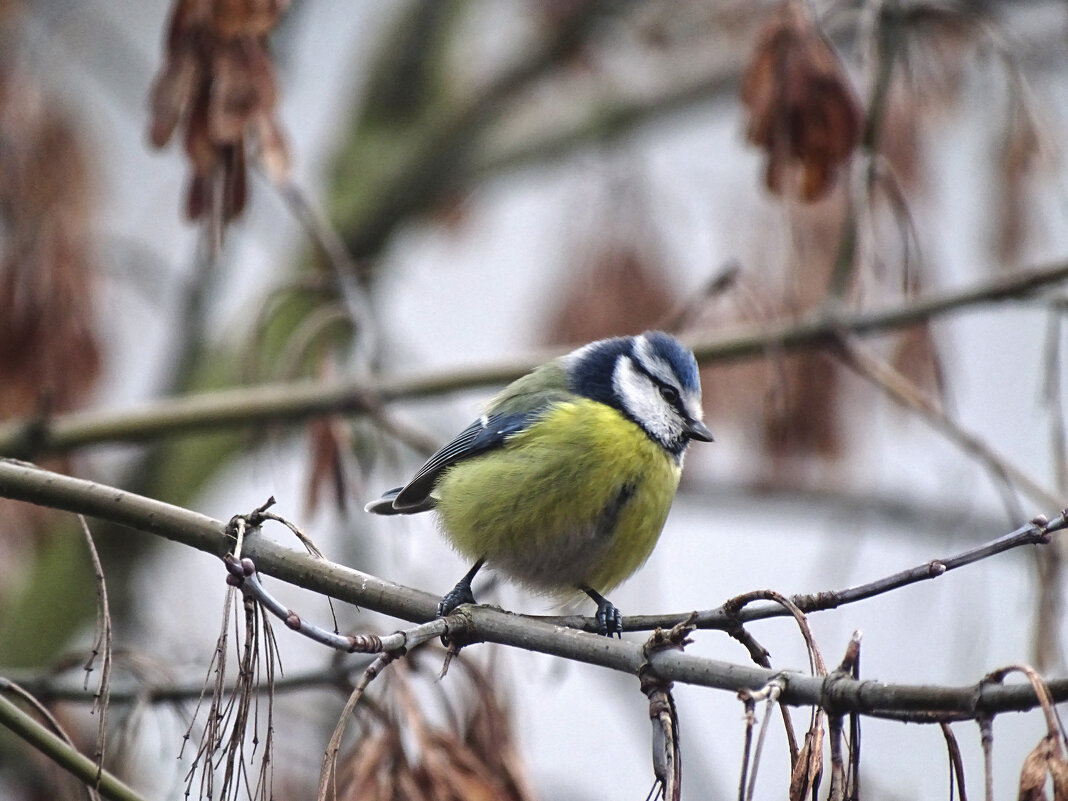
[148,0,291,225]
[337,728,401,799]
[1019,735,1057,801]
[0,63,100,421]
[647,686,682,801]
[417,729,508,801]
[1052,753,1068,801]
[763,351,841,461]
[335,658,536,801]
[789,723,825,801]
[876,81,925,193]
[462,665,538,801]
[255,114,291,182]
[996,95,1046,265]
[305,416,352,515]
[183,83,220,174]
[209,37,276,143]
[741,0,862,202]
[148,43,199,147]
[213,0,287,39]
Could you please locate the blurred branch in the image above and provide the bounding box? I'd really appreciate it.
[5,661,377,706]
[680,476,1009,544]
[0,690,148,801]
[834,336,1063,510]
[335,1,617,260]
[472,56,740,179]
[0,459,1066,720]
[3,259,1068,459]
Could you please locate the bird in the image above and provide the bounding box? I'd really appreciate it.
[364,330,713,637]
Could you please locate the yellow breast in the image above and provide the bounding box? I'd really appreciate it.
[433,398,682,595]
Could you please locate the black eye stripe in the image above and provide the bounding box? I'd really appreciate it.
[630,356,685,412]
[657,383,687,415]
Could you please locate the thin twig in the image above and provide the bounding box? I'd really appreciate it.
[227,554,446,655]
[614,511,1067,633]
[737,693,757,801]
[834,335,1063,509]
[978,714,994,801]
[940,722,968,801]
[743,678,786,801]
[273,179,378,364]
[3,655,392,706]
[77,515,112,795]
[317,650,403,801]
[183,572,282,801]
[982,664,1065,741]
[726,591,827,677]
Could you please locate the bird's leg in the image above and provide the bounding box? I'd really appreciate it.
[583,587,623,638]
[437,558,486,617]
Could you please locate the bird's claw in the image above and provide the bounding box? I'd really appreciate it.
[437,582,476,618]
[596,597,623,638]
[437,582,478,649]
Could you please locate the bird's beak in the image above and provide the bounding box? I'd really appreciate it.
[686,419,714,442]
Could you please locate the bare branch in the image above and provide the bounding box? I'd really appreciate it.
[558,512,1066,634]
[834,335,1062,509]
[940,722,968,801]
[0,689,148,801]
[318,650,401,801]
[1,459,1067,719]
[226,552,446,655]
[740,677,786,801]
[979,713,995,801]
[6,661,378,706]
[77,515,112,793]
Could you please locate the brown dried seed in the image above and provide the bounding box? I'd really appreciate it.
[1019,734,1059,801]
[147,0,290,224]
[741,0,862,202]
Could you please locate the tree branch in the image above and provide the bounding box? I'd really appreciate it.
[0,459,1066,719]
[336,1,617,260]
[2,260,1067,459]
[0,691,148,801]
[833,336,1062,509]
[606,511,1065,634]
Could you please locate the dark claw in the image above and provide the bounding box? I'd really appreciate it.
[437,582,477,618]
[597,598,623,638]
[437,560,485,648]
[585,588,623,638]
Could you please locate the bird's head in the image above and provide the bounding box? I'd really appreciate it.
[564,331,713,458]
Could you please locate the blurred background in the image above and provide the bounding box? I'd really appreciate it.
[1,1,1067,798]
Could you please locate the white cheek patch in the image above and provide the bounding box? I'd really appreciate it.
[635,335,707,426]
[612,356,685,446]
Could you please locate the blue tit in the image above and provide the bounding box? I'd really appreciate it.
[365,330,713,636]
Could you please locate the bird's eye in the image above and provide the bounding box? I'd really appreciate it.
[659,384,680,405]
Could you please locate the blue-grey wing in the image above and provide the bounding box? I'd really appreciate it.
[384,411,535,512]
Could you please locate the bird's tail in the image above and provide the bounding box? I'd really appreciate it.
[364,488,436,515]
